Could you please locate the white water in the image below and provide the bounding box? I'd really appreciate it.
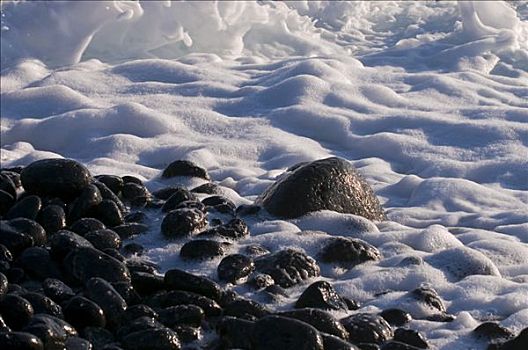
[1,1,527,348]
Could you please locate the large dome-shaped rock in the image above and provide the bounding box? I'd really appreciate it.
[20,159,92,199]
[256,157,385,220]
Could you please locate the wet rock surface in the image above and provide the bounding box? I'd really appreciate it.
[340,313,394,345]
[256,157,385,220]
[295,280,349,311]
[162,160,209,180]
[319,237,381,267]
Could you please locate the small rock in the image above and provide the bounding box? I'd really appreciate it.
[149,290,222,317]
[0,331,44,350]
[17,247,63,281]
[248,273,275,289]
[65,336,92,350]
[37,204,66,234]
[319,237,381,267]
[112,223,149,239]
[180,239,230,260]
[410,286,446,313]
[8,218,47,247]
[63,296,106,329]
[340,313,393,345]
[164,268,223,301]
[63,247,131,284]
[0,222,33,256]
[5,195,42,220]
[0,173,17,199]
[216,316,254,349]
[217,254,255,284]
[121,328,181,350]
[197,218,249,240]
[84,229,122,250]
[130,271,164,295]
[94,199,124,227]
[251,315,324,350]
[162,160,209,180]
[380,309,412,327]
[121,183,149,203]
[473,322,514,340]
[122,243,144,256]
[124,211,147,223]
[84,277,127,328]
[280,308,349,340]
[295,281,348,311]
[22,314,77,350]
[0,294,34,330]
[122,175,143,185]
[42,278,75,304]
[0,189,15,216]
[158,305,204,328]
[393,328,428,349]
[245,244,270,257]
[161,188,196,212]
[161,208,207,238]
[20,159,92,199]
[224,298,271,320]
[49,230,93,260]
[236,204,261,216]
[80,327,115,350]
[321,333,359,350]
[255,249,320,288]
[68,184,103,223]
[70,218,106,236]
[121,305,159,324]
[95,175,124,196]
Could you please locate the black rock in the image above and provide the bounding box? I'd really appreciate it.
[499,327,528,350]
[236,204,261,216]
[121,328,181,350]
[174,200,206,212]
[0,221,34,256]
[197,218,249,240]
[158,305,204,328]
[0,244,13,262]
[121,183,149,203]
[280,308,349,340]
[37,205,66,234]
[0,272,7,298]
[247,273,275,289]
[381,341,421,350]
[410,286,446,313]
[42,278,75,304]
[81,327,115,350]
[5,195,42,220]
[191,183,218,194]
[130,271,164,296]
[63,247,131,284]
[340,313,393,345]
[20,159,92,199]
[164,268,223,301]
[22,314,77,350]
[112,223,149,239]
[0,294,34,330]
[0,189,15,215]
[202,195,235,208]
[126,260,159,274]
[111,281,141,305]
[393,328,428,349]
[180,239,230,260]
[49,230,93,260]
[217,254,255,284]
[84,229,122,250]
[17,247,63,281]
[255,157,385,220]
[70,218,106,236]
[95,175,124,197]
[116,316,163,340]
[319,237,381,267]
[94,200,124,227]
[68,184,103,223]
[321,333,359,350]
[65,336,92,350]
[122,176,143,185]
[122,243,144,256]
[121,305,159,324]
[161,188,196,212]
[20,292,63,318]
[245,244,270,257]
[152,186,181,200]
[124,211,147,223]
[94,181,127,213]
[0,331,44,350]
[161,208,207,238]
[84,278,127,328]
[295,281,348,311]
[216,316,254,349]
[8,218,47,247]
[473,322,514,340]
[380,309,412,327]
[0,172,18,199]
[251,315,324,350]
[424,313,455,323]
[162,160,209,180]
[255,249,320,288]
[64,296,106,329]
[148,290,222,317]
[223,298,271,320]
[173,325,199,343]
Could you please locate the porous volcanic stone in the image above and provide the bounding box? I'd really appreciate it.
[256,157,385,220]
[340,313,393,345]
[162,160,209,180]
[319,237,381,267]
[20,159,92,199]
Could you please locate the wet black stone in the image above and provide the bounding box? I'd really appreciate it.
[42,278,75,304]
[340,313,393,345]
[343,297,360,311]
[410,286,446,313]
[245,244,270,257]
[380,309,412,327]
[174,200,206,212]
[101,248,125,262]
[70,218,106,236]
[216,316,254,349]
[499,328,528,350]
[148,290,222,317]
[224,298,271,320]
[49,230,93,260]
[17,247,62,281]
[202,195,234,207]
[173,325,199,343]
[122,243,144,256]
[95,175,124,196]
[5,195,42,221]
[321,333,359,350]
[236,204,261,216]
[217,254,255,284]
[158,305,204,328]
[20,292,63,318]
[0,172,18,199]
[8,218,46,248]
[180,239,230,260]
[0,272,7,298]
[130,271,164,296]
[116,316,163,340]
[121,328,181,350]
[251,315,324,350]
[161,188,196,212]
[112,223,149,239]
[381,341,421,350]
[126,260,159,274]
[473,322,514,340]
[152,186,180,200]
[255,249,320,288]
[22,314,77,350]
[0,331,44,350]
[68,184,103,223]
[124,211,147,223]
[161,208,207,238]
[121,305,158,325]
[122,175,143,185]
[64,296,106,329]
[164,268,223,301]
[37,205,66,235]
[0,221,34,256]
[94,200,124,227]
[394,328,428,349]
[0,294,34,330]
[280,308,349,340]
[162,160,209,180]
[0,189,15,215]
[81,327,115,350]
[63,247,131,284]
[425,314,455,323]
[20,159,92,199]
[295,280,348,311]
[6,267,25,284]
[111,281,141,306]
[94,181,127,211]
[84,229,122,250]
[199,218,250,241]
[0,244,13,262]
[84,277,127,328]
[190,182,218,194]
[65,336,92,350]
[319,237,381,267]
[256,157,385,220]
[121,183,149,203]
[248,273,275,289]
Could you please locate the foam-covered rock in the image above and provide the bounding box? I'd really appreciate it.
[256,157,385,220]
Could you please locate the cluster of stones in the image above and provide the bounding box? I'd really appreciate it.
[0,157,526,350]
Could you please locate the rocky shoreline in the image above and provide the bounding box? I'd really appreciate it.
[0,157,526,350]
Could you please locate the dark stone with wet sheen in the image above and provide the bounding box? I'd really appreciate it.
[217,254,255,284]
[295,281,348,311]
[162,160,209,180]
[63,247,131,284]
[251,315,324,350]
[380,309,412,327]
[255,249,320,288]
[37,204,66,234]
[319,237,381,267]
[164,268,222,301]
[161,208,207,238]
[63,296,106,329]
[121,328,181,350]
[340,313,393,345]
[5,195,42,220]
[393,328,428,349]
[256,157,385,220]
[280,308,349,340]
[180,239,230,260]
[0,294,34,330]
[22,314,77,350]
[0,331,44,350]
